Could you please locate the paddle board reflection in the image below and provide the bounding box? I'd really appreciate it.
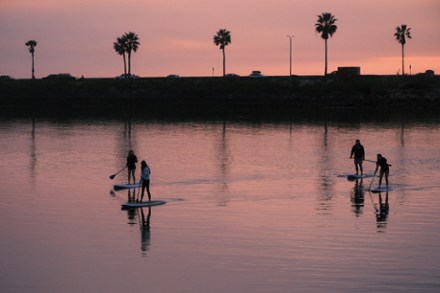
[351,179,365,216]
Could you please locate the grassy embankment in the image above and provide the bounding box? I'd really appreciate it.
[0,75,439,118]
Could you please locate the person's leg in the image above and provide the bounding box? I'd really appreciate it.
[354,161,359,175]
[146,179,151,201]
[385,170,389,187]
[140,180,145,202]
[378,170,384,188]
[359,162,363,176]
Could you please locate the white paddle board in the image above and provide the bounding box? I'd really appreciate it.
[113,182,141,190]
[121,200,166,208]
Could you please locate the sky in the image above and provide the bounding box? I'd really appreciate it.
[1,0,439,78]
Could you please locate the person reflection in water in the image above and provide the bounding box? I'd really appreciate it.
[126,150,138,184]
[350,139,365,176]
[351,179,365,216]
[140,207,151,255]
[127,188,135,202]
[139,160,152,202]
[374,154,391,188]
[375,192,389,231]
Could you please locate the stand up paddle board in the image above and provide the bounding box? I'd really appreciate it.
[113,182,141,190]
[370,186,392,193]
[121,200,166,208]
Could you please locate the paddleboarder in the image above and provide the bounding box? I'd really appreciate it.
[374,154,391,189]
[139,160,152,202]
[126,150,138,184]
[350,139,365,176]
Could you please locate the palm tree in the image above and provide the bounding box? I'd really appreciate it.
[213,29,231,77]
[394,24,412,76]
[315,13,338,76]
[25,40,38,79]
[124,32,140,76]
[114,36,128,76]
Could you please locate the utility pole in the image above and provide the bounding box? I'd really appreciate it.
[287,35,294,81]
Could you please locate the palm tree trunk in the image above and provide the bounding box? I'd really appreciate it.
[128,52,131,75]
[222,48,226,76]
[324,39,328,76]
[31,52,35,79]
[123,53,127,75]
[401,44,405,76]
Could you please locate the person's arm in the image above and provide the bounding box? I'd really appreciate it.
[350,146,354,158]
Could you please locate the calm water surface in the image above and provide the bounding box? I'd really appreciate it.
[1,117,440,292]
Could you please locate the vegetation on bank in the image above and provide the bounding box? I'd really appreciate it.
[1,75,439,118]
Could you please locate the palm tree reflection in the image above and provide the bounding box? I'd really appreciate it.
[30,117,37,186]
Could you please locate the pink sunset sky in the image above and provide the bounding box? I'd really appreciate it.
[1,0,439,78]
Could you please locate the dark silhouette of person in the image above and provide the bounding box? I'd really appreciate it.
[126,150,138,184]
[350,139,365,176]
[139,160,152,202]
[374,154,392,189]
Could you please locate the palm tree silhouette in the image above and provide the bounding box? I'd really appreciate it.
[124,32,140,76]
[25,40,38,79]
[114,36,128,76]
[213,29,231,77]
[394,24,412,76]
[315,13,338,76]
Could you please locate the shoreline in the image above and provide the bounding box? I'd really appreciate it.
[1,75,439,118]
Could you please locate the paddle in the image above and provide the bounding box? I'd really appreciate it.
[109,166,127,180]
[368,172,376,191]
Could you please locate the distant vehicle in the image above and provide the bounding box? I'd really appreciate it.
[416,70,435,77]
[225,73,240,78]
[0,75,14,80]
[166,74,180,79]
[249,70,265,78]
[44,73,76,80]
[115,74,139,80]
[425,70,435,76]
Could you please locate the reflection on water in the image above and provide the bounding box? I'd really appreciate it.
[373,192,390,233]
[1,115,440,293]
[351,179,365,216]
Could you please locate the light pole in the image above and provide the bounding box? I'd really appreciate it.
[287,35,294,80]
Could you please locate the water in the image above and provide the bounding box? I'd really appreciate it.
[1,116,440,292]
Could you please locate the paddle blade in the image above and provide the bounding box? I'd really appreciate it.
[109,174,116,180]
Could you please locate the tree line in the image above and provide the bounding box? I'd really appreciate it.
[25,13,412,79]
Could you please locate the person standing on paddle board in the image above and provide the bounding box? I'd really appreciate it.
[126,150,138,184]
[139,160,152,202]
[374,154,391,189]
[350,139,365,176]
